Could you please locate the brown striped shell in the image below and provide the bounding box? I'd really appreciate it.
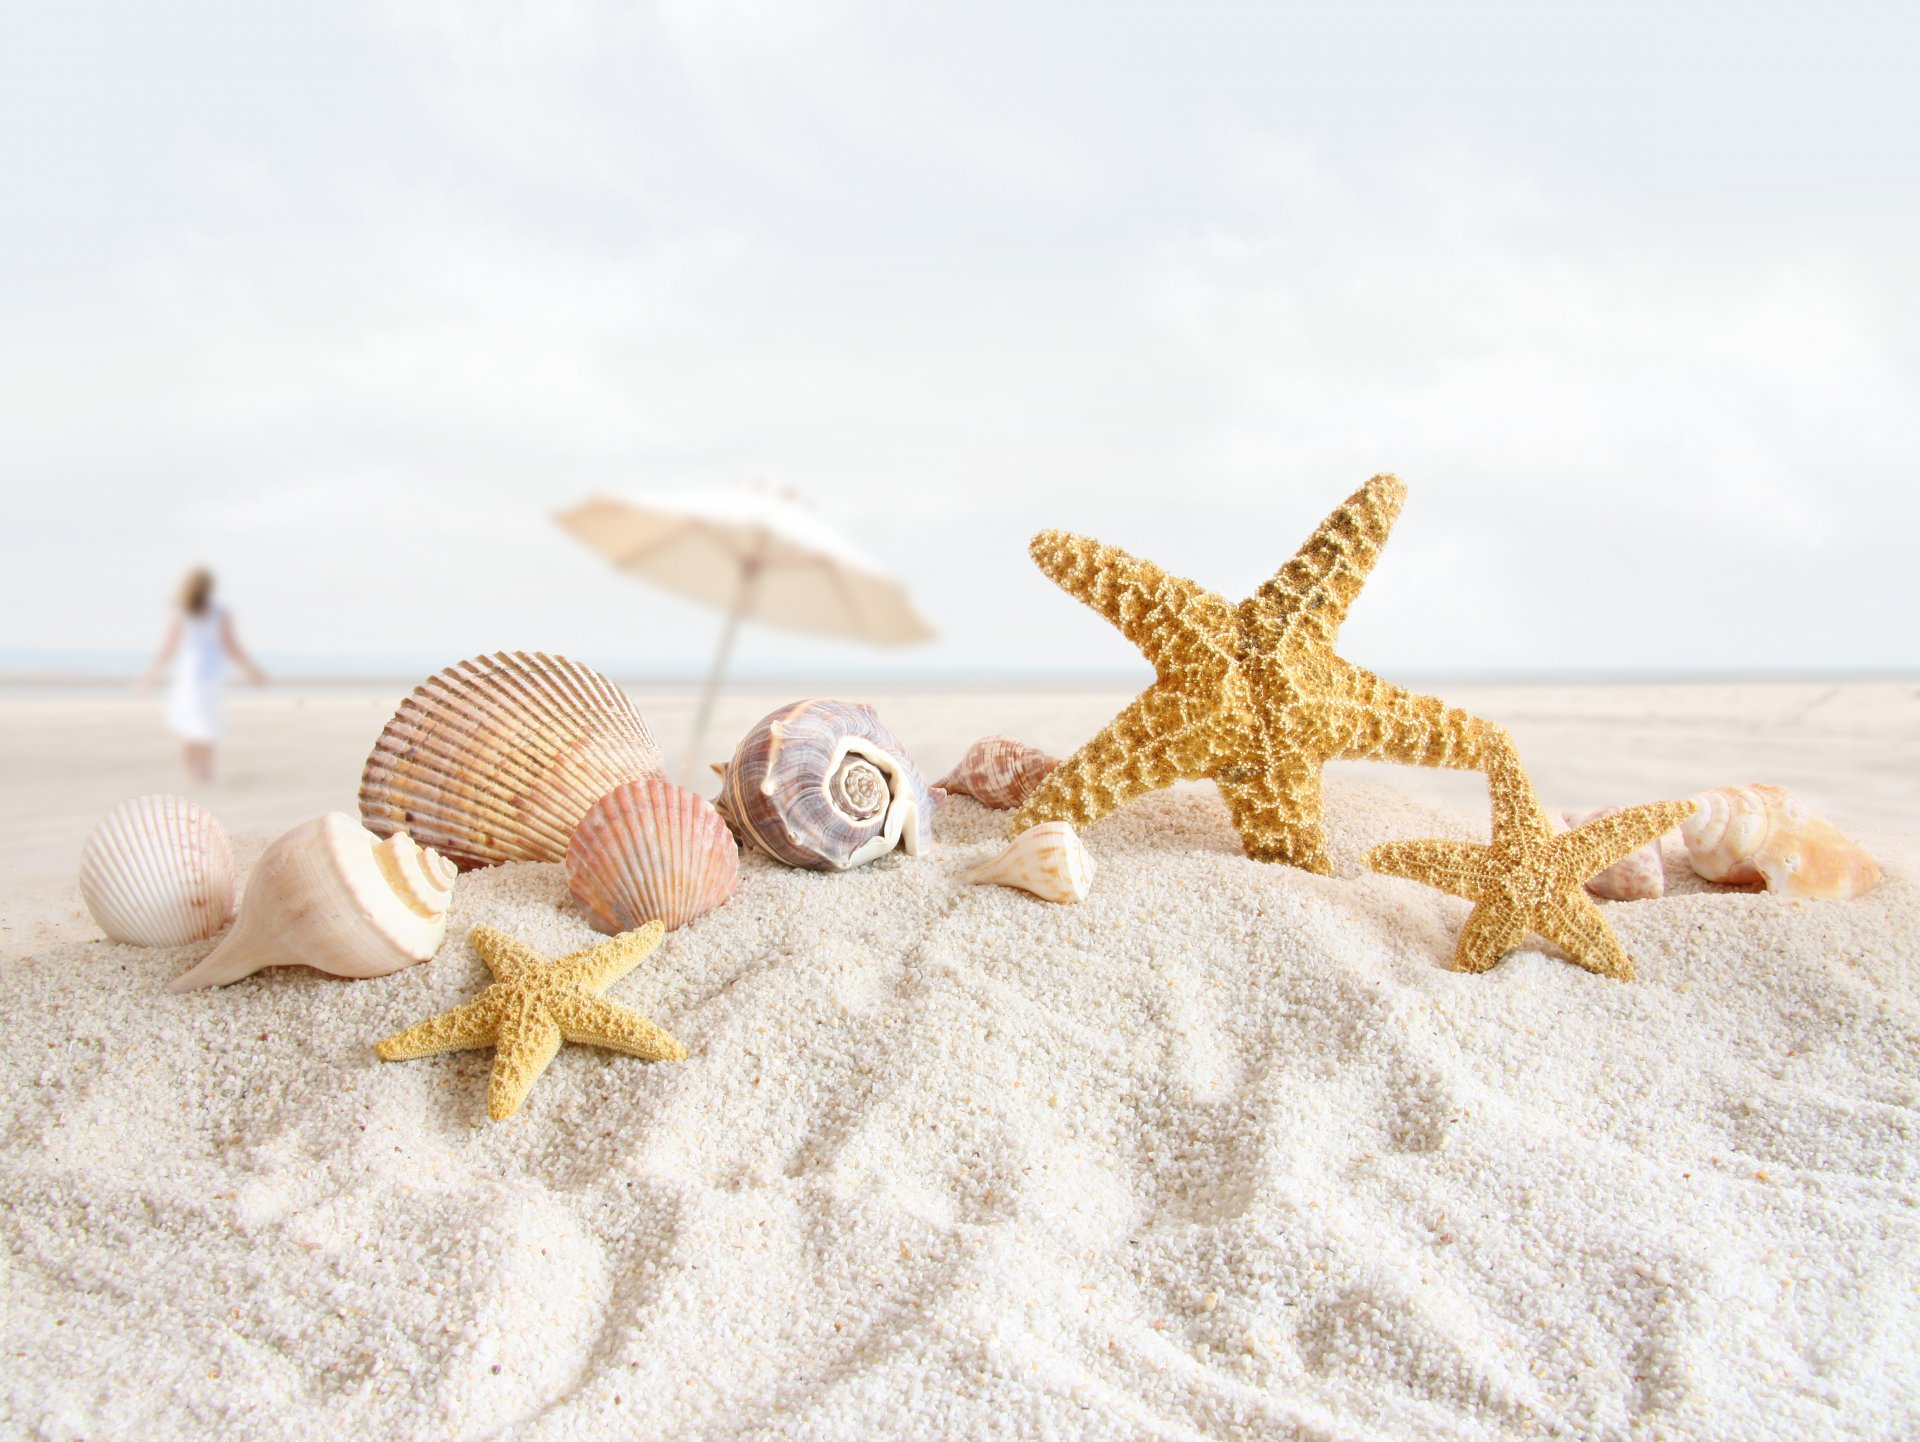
[359,652,664,871]
[566,779,739,935]
[714,700,936,870]
[935,735,1060,810]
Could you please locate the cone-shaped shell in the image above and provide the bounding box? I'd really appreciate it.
[566,779,740,935]
[79,795,238,946]
[359,651,663,871]
[962,821,1095,904]
[714,700,937,871]
[935,736,1060,810]
[1561,807,1668,901]
[1681,784,1880,900]
[169,813,456,991]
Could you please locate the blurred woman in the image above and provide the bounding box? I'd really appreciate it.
[141,568,267,782]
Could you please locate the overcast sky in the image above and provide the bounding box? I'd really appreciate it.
[2,1,1916,679]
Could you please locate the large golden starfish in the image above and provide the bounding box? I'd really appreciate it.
[1366,731,1697,980]
[375,922,685,1120]
[1009,474,1489,872]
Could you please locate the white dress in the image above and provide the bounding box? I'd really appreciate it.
[166,607,229,742]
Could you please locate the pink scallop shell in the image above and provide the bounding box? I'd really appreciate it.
[566,779,740,935]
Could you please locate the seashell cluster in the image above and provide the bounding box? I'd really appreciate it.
[936,736,1060,810]
[962,821,1096,904]
[79,795,238,947]
[170,813,457,991]
[359,651,663,871]
[566,779,740,935]
[1682,784,1880,901]
[1561,807,1669,901]
[714,699,937,871]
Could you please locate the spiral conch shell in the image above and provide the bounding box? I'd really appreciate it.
[1681,784,1881,900]
[962,821,1096,904]
[1560,807,1669,901]
[79,795,238,947]
[935,736,1061,810]
[714,699,937,870]
[359,651,664,871]
[566,779,740,935]
[169,813,456,991]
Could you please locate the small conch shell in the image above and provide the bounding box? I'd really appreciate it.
[1681,784,1881,900]
[962,821,1095,904]
[1560,807,1668,901]
[714,700,937,870]
[169,813,456,991]
[79,795,238,946]
[935,736,1061,810]
[566,779,740,935]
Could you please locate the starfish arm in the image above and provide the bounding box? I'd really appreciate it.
[1366,839,1489,899]
[1028,530,1235,673]
[1242,474,1406,649]
[471,926,540,982]
[1534,893,1636,981]
[549,992,687,1062]
[1215,753,1337,872]
[487,1004,565,1120]
[1555,799,1698,884]
[1478,727,1558,858]
[374,996,501,1061]
[551,921,666,992]
[1453,901,1531,973]
[1318,663,1494,772]
[1011,683,1221,833]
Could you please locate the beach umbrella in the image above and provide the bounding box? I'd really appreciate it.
[554,483,936,774]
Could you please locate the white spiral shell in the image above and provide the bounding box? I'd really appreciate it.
[1681,784,1880,900]
[78,795,238,947]
[566,779,740,935]
[961,821,1096,904]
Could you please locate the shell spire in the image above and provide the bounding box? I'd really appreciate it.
[935,736,1061,810]
[961,821,1096,904]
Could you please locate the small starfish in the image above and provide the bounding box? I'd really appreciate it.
[1010,474,1490,871]
[1366,730,1698,980]
[375,922,685,1120]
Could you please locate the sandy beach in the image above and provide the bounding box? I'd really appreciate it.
[3,679,1917,1439]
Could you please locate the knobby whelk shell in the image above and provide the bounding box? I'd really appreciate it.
[714,699,937,870]
[1560,807,1668,901]
[962,821,1095,904]
[169,813,456,991]
[1681,783,1880,900]
[79,794,238,947]
[359,651,663,871]
[935,736,1060,810]
[566,779,740,935]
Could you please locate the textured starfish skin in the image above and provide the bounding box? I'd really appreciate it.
[375,922,684,1120]
[1366,730,1698,980]
[1010,474,1490,872]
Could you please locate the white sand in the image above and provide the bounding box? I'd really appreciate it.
[3,685,1919,1439]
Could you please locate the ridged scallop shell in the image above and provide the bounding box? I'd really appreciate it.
[961,821,1095,904]
[1561,807,1668,901]
[935,736,1060,810]
[359,651,663,871]
[78,795,238,946]
[714,699,936,870]
[566,779,740,935]
[170,813,456,991]
[1682,784,1880,900]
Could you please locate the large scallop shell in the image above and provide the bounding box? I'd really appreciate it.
[1560,807,1668,901]
[1681,784,1880,900]
[714,699,936,870]
[961,821,1095,904]
[359,652,664,871]
[935,736,1060,810]
[566,779,740,935]
[170,813,456,990]
[78,794,238,946]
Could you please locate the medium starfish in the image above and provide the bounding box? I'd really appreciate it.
[375,922,685,1120]
[1010,474,1490,872]
[1366,730,1698,980]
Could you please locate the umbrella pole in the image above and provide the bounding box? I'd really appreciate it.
[684,558,759,785]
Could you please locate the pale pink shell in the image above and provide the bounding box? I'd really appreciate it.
[1561,807,1668,901]
[567,779,740,934]
[935,736,1060,810]
[1682,784,1880,900]
[78,794,238,947]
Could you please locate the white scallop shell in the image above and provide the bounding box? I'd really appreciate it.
[936,736,1060,810]
[961,821,1095,904]
[359,651,664,871]
[169,813,456,991]
[78,795,238,947]
[1560,807,1668,901]
[566,779,740,935]
[1681,784,1880,900]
